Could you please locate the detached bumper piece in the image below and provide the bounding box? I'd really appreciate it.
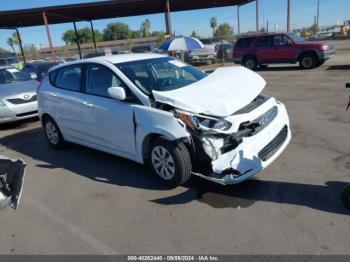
[0,157,26,209]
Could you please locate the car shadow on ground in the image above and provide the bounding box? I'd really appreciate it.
[256,66,303,72]
[0,117,39,131]
[326,65,350,70]
[0,127,349,215]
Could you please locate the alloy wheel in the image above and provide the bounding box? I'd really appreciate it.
[45,121,59,145]
[151,146,175,180]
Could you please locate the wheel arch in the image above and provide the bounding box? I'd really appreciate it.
[141,133,194,164]
[297,49,319,62]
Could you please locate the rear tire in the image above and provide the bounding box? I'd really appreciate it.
[148,138,192,187]
[242,56,257,70]
[299,53,318,69]
[43,116,65,149]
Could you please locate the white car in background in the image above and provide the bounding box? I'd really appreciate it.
[0,66,39,124]
[37,54,291,187]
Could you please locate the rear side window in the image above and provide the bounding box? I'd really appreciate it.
[236,37,254,48]
[255,36,273,47]
[54,65,82,91]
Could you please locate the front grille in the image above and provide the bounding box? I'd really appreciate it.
[234,94,269,115]
[258,125,288,161]
[7,95,37,105]
[16,111,38,117]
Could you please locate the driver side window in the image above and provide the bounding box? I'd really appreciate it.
[85,64,124,97]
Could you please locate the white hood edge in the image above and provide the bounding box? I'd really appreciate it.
[152,66,266,117]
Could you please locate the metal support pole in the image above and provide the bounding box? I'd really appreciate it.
[316,0,320,31]
[15,28,25,64]
[42,11,55,61]
[90,20,98,55]
[287,0,291,32]
[73,21,82,60]
[237,5,240,36]
[256,0,259,33]
[267,20,269,32]
[165,0,172,37]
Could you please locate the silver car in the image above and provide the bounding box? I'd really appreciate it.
[0,67,39,124]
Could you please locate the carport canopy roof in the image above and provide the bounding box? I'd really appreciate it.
[0,0,254,28]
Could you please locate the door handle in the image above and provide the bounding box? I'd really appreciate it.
[82,101,94,107]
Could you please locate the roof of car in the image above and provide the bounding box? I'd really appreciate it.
[96,53,167,64]
[238,32,291,39]
[49,53,168,72]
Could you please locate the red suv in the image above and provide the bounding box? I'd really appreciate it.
[233,32,335,70]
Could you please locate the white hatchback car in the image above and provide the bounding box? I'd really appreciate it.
[38,54,291,187]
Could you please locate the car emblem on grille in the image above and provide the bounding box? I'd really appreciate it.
[258,116,268,126]
[23,95,30,100]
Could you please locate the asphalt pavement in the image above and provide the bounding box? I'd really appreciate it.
[0,51,349,255]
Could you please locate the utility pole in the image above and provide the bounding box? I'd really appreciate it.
[237,5,240,36]
[316,0,320,31]
[287,0,291,32]
[256,0,259,33]
[267,20,269,32]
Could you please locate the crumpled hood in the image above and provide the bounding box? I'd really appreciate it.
[152,66,266,117]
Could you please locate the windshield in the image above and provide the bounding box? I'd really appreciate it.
[288,33,305,43]
[0,68,31,84]
[116,57,207,93]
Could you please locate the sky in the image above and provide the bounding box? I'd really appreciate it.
[0,0,348,50]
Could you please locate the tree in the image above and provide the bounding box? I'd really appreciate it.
[6,32,19,54]
[131,30,141,39]
[23,44,39,60]
[214,23,234,41]
[62,28,102,45]
[140,19,151,37]
[210,17,218,37]
[62,30,76,45]
[151,31,165,37]
[190,30,201,39]
[103,22,131,41]
[7,38,15,53]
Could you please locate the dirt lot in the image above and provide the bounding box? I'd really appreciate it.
[0,51,349,255]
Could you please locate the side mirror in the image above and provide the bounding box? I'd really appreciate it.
[108,86,126,101]
[346,83,350,88]
[29,72,38,80]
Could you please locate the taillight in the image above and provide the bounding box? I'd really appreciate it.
[347,99,350,111]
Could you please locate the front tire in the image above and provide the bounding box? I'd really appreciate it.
[148,138,192,187]
[43,117,65,148]
[299,53,318,69]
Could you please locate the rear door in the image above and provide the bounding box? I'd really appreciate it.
[79,63,136,156]
[49,64,89,142]
[254,36,274,63]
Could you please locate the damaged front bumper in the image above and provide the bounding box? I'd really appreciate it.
[0,157,27,209]
[192,99,291,185]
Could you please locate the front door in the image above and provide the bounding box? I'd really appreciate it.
[270,35,296,63]
[79,63,136,157]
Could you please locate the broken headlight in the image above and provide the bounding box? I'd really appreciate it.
[176,111,232,131]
